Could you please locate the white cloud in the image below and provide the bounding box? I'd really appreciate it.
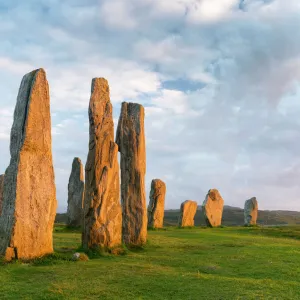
[187,0,239,23]
[100,0,137,29]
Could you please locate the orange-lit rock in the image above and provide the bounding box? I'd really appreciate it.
[116,102,147,246]
[0,69,57,261]
[82,78,122,250]
[147,179,166,228]
[178,200,197,227]
[202,189,224,227]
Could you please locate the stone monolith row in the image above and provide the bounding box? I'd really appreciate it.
[0,174,4,215]
[0,68,57,261]
[147,179,166,228]
[116,102,147,246]
[82,78,122,250]
[67,157,84,227]
[178,200,197,227]
[244,197,258,225]
[202,189,224,227]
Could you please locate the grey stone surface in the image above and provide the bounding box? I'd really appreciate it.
[0,174,4,215]
[67,157,84,227]
[244,197,258,225]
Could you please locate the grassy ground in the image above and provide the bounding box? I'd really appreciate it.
[1,225,300,299]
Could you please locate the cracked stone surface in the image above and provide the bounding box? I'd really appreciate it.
[244,197,258,225]
[202,189,224,227]
[147,179,166,228]
[116,102,147,246]
[0,68,57,261]
[82,78,122,250]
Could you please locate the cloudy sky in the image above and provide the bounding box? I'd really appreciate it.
[1,0,300,212]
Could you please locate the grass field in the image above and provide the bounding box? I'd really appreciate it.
[1,225,300,299]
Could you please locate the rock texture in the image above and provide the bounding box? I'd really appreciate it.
[116,102,147,246]
[82,78,122,250]
[147,179,166,228]
[0,174,4,215]
[178,200,198,227]
[244,197,258,225]
[202,189,224,227]
[67,157,84,227]
[0,69,57,261]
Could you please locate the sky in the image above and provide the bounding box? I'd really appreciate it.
[1,0,300,212]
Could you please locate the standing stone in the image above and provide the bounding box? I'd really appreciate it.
[244,197,258,225]
[0,69,57,261]
[178,200,198,227]
[116,102,147,246]
[147,179,166,228]
[67,158,84,227]
[202,189,224,227]
[0,174,4,215]
[82,78,122,250]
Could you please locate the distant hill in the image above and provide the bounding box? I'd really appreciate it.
[56,206,300,226]
[164,206,300,226]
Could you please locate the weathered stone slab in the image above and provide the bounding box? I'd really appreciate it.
[116,102,147,246]
[0,69,57,261]
[147,179,166,228]
[67,157,84,227]
[202,189,224,227]
[244,197,258,225]
[82,78,122,250]
[178,200,197,227]
[0,174,4,215]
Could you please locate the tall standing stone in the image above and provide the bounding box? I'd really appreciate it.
[116,102,147,246]
[147,179,166,228]
[0,174,4,215]
[82,78,122,250]
[244,197,258,225]
[67,157,84,227]
[0,69,57,261]
[202,189,224,227]
[178,200,198,227]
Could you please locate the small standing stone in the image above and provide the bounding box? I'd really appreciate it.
[178,200,198,227]
[244,197,258,225]
[147,179,166,228]
[116,102,147,246]
[67,158,84,227]
[202,189,224,227]
[0,68,57,261]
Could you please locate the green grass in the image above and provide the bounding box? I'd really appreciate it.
[1,226,300,299]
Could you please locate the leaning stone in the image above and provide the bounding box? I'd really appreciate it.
[67,157,84,227]
[0,69,57,261]
[147,179,166,228]
[116,102,147,246]
[0,174,4,215]
[202,189,224,227]
[82,78,122,250]
[244,197,258,225]
[178,200,198,227]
